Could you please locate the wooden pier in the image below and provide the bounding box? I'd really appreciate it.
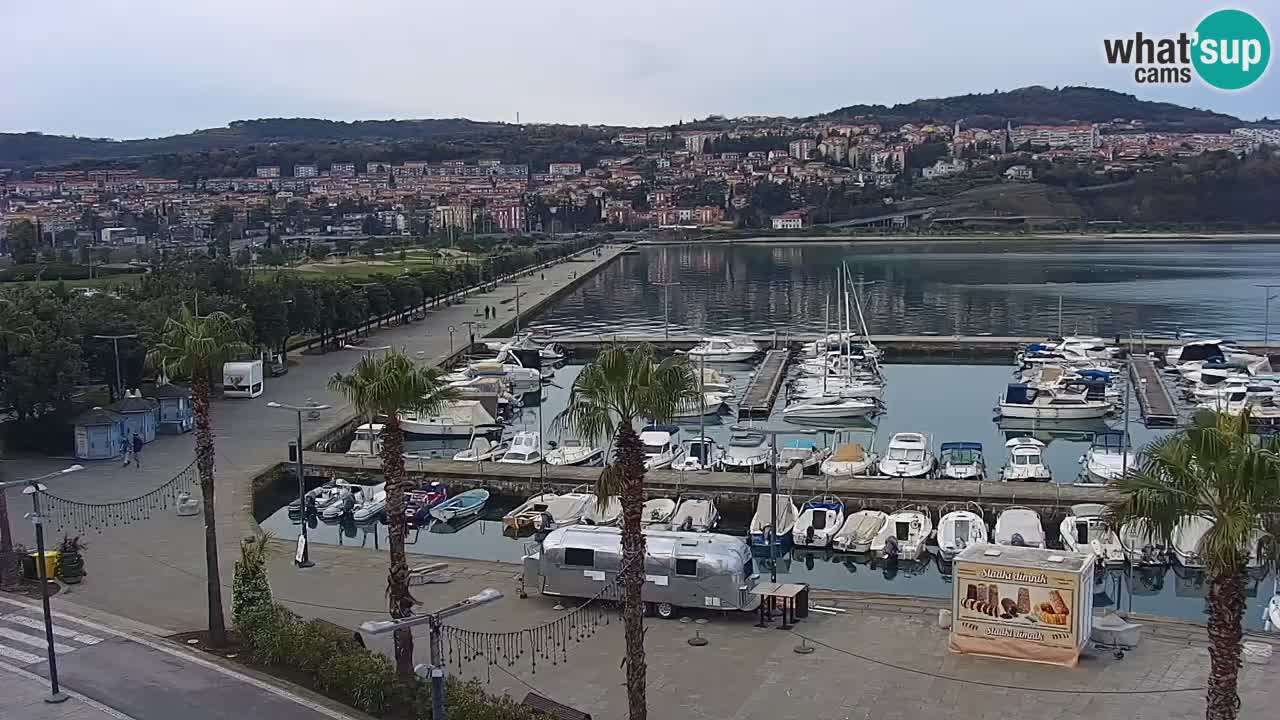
[1129,358,1180,426]
[738,349,790,418]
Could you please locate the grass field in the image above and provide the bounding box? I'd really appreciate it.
[3,274,144,290]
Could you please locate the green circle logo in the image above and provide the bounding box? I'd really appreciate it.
[1192,9,1270,90]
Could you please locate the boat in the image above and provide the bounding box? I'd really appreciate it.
[672,436,721,472]
[502,493,559,530]
[792,495,845,548]
[1170,515,1265,570]
[400,400,501,440]
[1165,339,1228,371]
[406,481,448,525]
[452,436,510,462]
[443,357,541,393]
[748,493,799,549]
[640,425,684,470]
[993,507,1046,548]
[672,391,729,418]
[936,503,988,561]
[1019,337,1118,365]
[544,439,604,467]
[1059,503,1125,566]
[938,442,986,480]
[697,368,734,394]
[820,441,876,478]
[495,333,565,363]
[870,506,932,561]
[1118,519,1167,567]
[783,395,881,420]
[777,438,830,474]
[997,380,1112,420]
[877,432,935,478]
[670,494,719,532]
[720,427,770,472]
[428,489,490,522]
[641,497,677,528]
[533,489,593,530]
[686,336,761,363]
[999,437,1052,482]
[295,478,350,513]
[346,423,383,456]
[581,496,623,526]
[497,431,543,465]
[789,375,885,401]
[1078,430,1136,485]
[349,483,387,523]
[833,510,888,553]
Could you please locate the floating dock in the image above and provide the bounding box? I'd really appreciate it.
[1129,358,1180,426]
[738,349,790,418]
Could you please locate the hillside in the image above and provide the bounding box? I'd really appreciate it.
[822,85,1244,132]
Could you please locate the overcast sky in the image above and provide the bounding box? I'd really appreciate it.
[3,1,1275,139]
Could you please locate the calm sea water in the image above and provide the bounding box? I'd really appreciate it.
[526,241,1280,338]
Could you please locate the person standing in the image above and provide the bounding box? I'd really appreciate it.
[121,434,133,467]
[131,432,143,469]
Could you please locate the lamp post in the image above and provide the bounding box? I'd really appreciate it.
[0,465,85,703]
[731,425,818,583]
[653,281,680,341]
[1258,284,1280,346]
[266,401,331,568]
[361,588,503,720]
[92,334,138,400]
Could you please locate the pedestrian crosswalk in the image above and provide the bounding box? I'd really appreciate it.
[0,610,104,667]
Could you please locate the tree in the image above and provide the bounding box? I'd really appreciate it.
[307,244,329,261]
[335,238,353,256]
[1107,410,1280,720]
[245,284,290,358]
[553,344,698,720]
[0,297,35,588]
[327,352,459,677]
[234,246,252,266]
[146,308,251,647]
[6,220,38,264]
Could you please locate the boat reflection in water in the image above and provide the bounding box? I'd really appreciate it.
[995,417,1115,445]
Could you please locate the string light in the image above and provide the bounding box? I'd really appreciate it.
[39,460,197,534]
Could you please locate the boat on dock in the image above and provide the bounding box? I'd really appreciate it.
[1118,520,1167,567]
[820,439,876,478]
[348,482,387,523]
[642,497,677,528]
[544,438,604,467]
[698,367,734,394]
[833,509,888,553]
[406,481,448,525]
[993,507,1046,548]
[346,423,384,456]
[720,427,770,472]
[936,503,988,561]
[428,489,490,523]
[400,400,502,440]
[792,495,845,548]
[783,395,881,420]
[748,493,798,549]
[670,494,719,532]
[1060,503,1125,566]
[871,506,932,562]
[452,436,510,462]
[877,432,935,478]
[686,336,761,363]
[497,431,543,465]
[938,442,986,480]
[996,381,1112,420]
[1078,430,1136,485]
[581,496,623,526]
[999,437,1052,482]
[672,391,729,418]
[641,425,684,470]
[295,478,350,513]
[777,438,829,473]
[502,493,559,531]
[532,489,594,531]
[673,436,721,472]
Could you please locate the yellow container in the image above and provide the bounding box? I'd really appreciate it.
[29,551,59,579]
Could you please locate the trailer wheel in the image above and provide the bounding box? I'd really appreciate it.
[655,602,675,619]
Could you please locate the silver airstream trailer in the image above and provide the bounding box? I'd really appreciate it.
[524,525,762,619]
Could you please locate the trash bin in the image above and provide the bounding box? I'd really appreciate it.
[27,551,58,580]
[794,583,810,619]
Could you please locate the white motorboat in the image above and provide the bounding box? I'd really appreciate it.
[452,436,510,462]
[994,507,1046,548]
[502,492,559,530]
[1078,431,1136,485]
[698,368,734,394]
[938,442,986,480]
[749,493,799,548]
[877,432,935,478]
[1060,503,1125,566]
[1020,336,1118,365]
[640,425,684,470]
[641,497,677,528]
[346,423,384,456]
[777,438,830,473]
[871,506,932,561]
[997,381,1112,420]
[1000,437,1052,482]
[320,482,360,520]
[581,496,623,526]
[400,400,501,440]
[673,436,721,472]
[672,391,729,418]
[1195,385,1278,416]
[1165,339,1227,370]
[686,336,761,363]
[1171,516,1266,570]
[1118,520,1167,566]
[1266,582,1280,633]
[792,495,845,548]
[833,510,888,553]
[790,375,885,401]
[496,333,565,363]
[805,333,882,360]
[497,431,543,465]
[720,427,770,472]
[303,478,351,512]
[820,441,876,478]
[783,395,880,420]
[532,490,593,531]
[936,504,988,561]
[544,439,603,467]
[670,494,718,532]
[349,482,387,523]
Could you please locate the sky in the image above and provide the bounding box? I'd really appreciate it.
[2,1,1276,139]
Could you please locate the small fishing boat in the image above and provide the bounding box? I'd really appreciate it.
[452,436,510,462]
[999,437,1052,482]
[993,507,1046,548]
[1059,503,1125,566]
[1078,430,1136,485]
[777,438,830,474]
[497,431,543,465]
[820,441,875,478]
[641,497,677,528]
[429,489,490,522]
[581,496,623,526]
[292,478,346,512]
[640,425,684,470]
[936,503,988,561]
[997,381,1112,420]
[871,506,932,561]
[748,493,799,549]
[877,432,935,478]
[833,510,888,553]
[349,482,387,523]
[670,494,718,532]
[502,493,559,530]
[672,436,721,472]
[783,395,880,420]
[687,336,761,363]
[938,442,986,480]
[320,482,360,520]
[544,439,604,467]
[720,427,770,472]
[406,481,448,525]
[533,489,593,531]
[792,495,845,548]
[1118,520,1167,567]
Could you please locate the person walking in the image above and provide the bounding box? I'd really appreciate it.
[120,434,133,467]
[131,432,143,469]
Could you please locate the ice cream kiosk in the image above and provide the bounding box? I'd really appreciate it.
[949,543,1095,667]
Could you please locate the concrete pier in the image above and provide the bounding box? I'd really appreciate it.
[738,349,790,417]
[1130,357,1180,426]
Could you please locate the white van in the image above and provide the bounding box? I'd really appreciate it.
[223,360,264,398]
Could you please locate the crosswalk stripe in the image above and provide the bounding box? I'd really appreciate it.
[0,642,44,665]
[2,613,103,644]
[0,626,74,654]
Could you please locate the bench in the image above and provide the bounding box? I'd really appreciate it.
[521,692,591,720]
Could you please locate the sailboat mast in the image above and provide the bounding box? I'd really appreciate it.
[842,264,853,383]
[822,293,830,395]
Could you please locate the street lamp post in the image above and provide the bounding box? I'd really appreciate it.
[266,401,331,568]
[0,465,84,703]
[653,282,680,341]
[92,334,139,399]
[1259,284,1280,346]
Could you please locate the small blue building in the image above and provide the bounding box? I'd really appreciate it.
[72,408,126,460]
[152,384,194,435]
[109,394,160,443]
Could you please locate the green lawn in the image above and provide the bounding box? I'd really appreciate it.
[3,274,144,290]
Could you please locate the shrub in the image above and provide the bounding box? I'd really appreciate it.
[316,648,400,714]
[232,535,273,627]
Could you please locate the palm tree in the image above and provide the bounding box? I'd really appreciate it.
[328,351,459,678]
[553,344,698,720]
[0,297,34,588]
[147,307,251,647]
[1107,410,1280,720]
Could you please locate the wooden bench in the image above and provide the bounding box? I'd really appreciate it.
[521,692,591,720]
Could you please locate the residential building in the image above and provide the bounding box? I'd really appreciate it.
[922,158,968,180]
[293,165,318,178]
[366,162,392,175]
[330,163,356,177]
[548,162,582,177]
[771,211,805,230]
[433,203,473,232]
[789,138,817,160]
[1004,164,1034,181]
[1010,124,1099,151]
[616,132,648,147]
[684,133,716,153]
[490,203,526,233]
[255,166,280,178]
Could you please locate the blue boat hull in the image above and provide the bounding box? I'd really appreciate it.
[750,531,793,549]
